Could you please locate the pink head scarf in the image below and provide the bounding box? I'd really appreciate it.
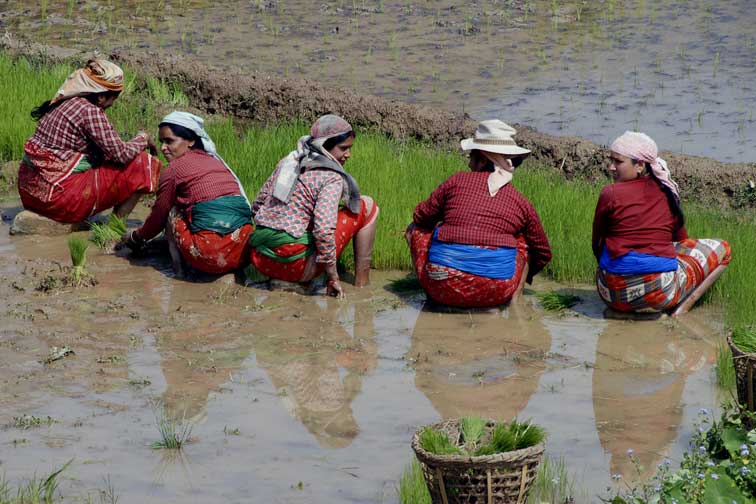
[610,131,679,201]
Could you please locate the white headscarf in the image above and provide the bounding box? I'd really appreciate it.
[481,151,514,197]
[160,111,250,206]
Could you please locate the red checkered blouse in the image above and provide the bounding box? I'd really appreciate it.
[137,150,245,240]
[26,96,147,166]
[413,171,552,278]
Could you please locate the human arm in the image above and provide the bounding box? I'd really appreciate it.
[312,175,344,285]
[80,106,149,165]
[592,186,613,261]
[523,203,552,284]
[134,165,177,241]
[412,177,450,229]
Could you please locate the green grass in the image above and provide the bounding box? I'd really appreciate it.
[0,460,70,504]
[536,291,581,311]
[397,459,430,504]
[418,427,462,456]
[475,419,546,456]
[2,50,756,330]
[150,402,193,450]
[90,214,127,249]
[715,341,736,392]
[730,325,756,354]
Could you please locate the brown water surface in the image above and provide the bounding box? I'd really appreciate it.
[1,0,754,161]
[0,205,727,502]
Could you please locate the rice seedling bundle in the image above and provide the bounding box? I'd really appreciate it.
[536,290,580,311]
[90,214,127,249]
[419,417,545,457]
[731,326,756,354]
[67,236,89,286]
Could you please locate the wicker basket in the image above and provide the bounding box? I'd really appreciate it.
[728,335,756,412]
[411,419,544,504]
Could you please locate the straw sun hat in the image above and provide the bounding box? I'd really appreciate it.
[460,120,531,157]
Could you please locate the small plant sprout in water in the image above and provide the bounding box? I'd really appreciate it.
[0,460,72,503]
[67,236,92,287]
[150,401,193,450]
[536,291,580,311]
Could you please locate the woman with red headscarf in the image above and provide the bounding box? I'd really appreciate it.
[249,115,379,299]
[18,59,161,224]
[592,131,730,316]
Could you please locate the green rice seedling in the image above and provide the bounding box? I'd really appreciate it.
[151,402,193,450]
[536,291,580,311]
[731,326,756,354]
[526,455,586,504]
[398,459,431,504]
[476,419,546,455]
[460,416,486,451]
[715,340,736,391]
[3,460,71,503]
[68,236,90,286]
[90,214,127,250]
[418,427,462,456]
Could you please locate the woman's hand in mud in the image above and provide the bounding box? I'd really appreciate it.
[325,264,345,299]
[116,230,145,252]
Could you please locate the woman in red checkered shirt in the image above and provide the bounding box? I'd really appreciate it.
[17,59,161,224]
[406,120,552,308]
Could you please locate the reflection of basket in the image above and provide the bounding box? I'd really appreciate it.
[728,336,756,412]
[411,419,544,504]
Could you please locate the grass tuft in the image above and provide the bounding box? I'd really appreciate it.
[0,460,71,504]
[731,326,756,354]
[67,236,90,287]
[537,291,580,311]
[715,340,736,392]
[90,214,127,250]
[397,459,431,504]
[418,427,462,456]
[387,274,422,293]
[150,402,193,450]
[526,455,586,504]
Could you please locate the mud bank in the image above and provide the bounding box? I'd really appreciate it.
[3,39,756,208]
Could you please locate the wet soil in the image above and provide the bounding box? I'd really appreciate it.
[0,203,727,502]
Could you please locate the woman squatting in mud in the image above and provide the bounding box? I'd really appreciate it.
[247,114,379,299]
[18,59,161,224]
[405,120,552,308]
[120,112,254,277]
[592,131,731,316]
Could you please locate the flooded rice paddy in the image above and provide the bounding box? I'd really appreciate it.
[0,205,727,502]
[1,0,755,162]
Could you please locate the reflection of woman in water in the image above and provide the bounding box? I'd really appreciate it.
[409,302,550,420]
[252,301,377,448]
[592,320,712,478]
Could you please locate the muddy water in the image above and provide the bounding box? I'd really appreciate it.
[0,205,727,502]
[1,0,754,162]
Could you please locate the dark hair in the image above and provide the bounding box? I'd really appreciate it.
[31,90,121,121]
[159,122,205,151]
[322,130,355,152]
[639,160,685,230]
[469,150,495,172]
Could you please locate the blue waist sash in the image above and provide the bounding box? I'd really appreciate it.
[599,247,678,275]
[428,228,517,279]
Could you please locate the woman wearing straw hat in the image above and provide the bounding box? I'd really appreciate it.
[406,120,552,308]
[592,131,730,316]
[18,59,161,224]
[120,112,253,276]
[248,114,379,299]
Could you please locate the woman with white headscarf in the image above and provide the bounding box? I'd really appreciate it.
[406,120,551,308]
[18,59,161,224]
[121,111,253,276]
[249,114,379,299]
[592,131,730,316]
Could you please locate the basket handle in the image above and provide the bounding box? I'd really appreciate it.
[516,464,528,504]
[487,470,492,504]
[435,468,449,504]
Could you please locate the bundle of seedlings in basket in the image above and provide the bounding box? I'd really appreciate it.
[412,416,546,504]
[728,326,756,413]
[90,214,127,251]
[67,236,95,287]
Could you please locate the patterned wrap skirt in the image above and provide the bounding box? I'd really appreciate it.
[18,150,161,224]
[408,226,528,308]
[596,238,731,313]
[168,208,254,275]
[250,199,377,282]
